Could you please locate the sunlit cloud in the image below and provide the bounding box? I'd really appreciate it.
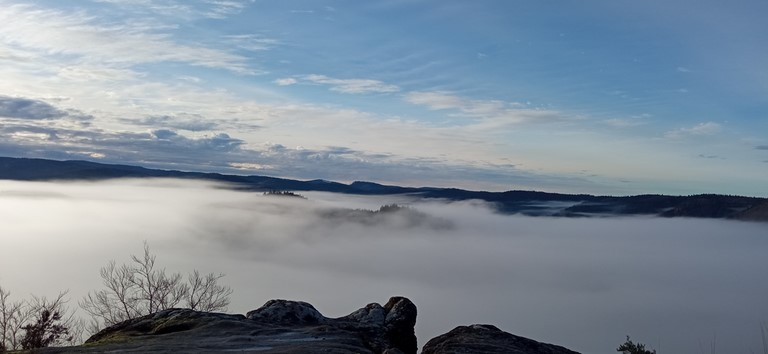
[229,162,273,170]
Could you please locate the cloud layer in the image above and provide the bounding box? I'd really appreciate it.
[1,179,767,353]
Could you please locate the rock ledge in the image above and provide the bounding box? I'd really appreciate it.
[34,297,579,354]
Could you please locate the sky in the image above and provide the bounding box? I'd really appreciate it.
[0,0,767,196]
[2,179,768,353]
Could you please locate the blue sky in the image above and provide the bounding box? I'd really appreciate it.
[0,0,766,196]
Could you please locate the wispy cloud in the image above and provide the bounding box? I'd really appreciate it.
[0,3,254,74]
[603,118,647,128]
[273,74,400,94]
[124,114,220,131]
[92,0,254,20]
[664,122,722,138]
[223,34,279,51]
[302,75,400,94]
[274,78,298,86]
[404,91,467,111]
[202,0,254,19]
[405,91,565,128]
[755,145,768,150]
[177,75,203,83]
[698,154,722,159]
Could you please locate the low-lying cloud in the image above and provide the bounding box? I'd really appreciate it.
[1,179,767,353]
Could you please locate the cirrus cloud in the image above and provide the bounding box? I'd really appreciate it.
[0,2,255,74]
[664,122,722,138]
[404,91,567,128]
[272,74,399,94]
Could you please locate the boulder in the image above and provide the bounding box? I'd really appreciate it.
[246,299,325,325]
[421,324,580,354]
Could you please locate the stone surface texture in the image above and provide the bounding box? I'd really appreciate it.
[30,298,580,354]
[421,324,581,354]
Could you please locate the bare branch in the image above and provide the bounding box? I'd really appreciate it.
[1,285,34,350]
[79,242,231,333]
[187,271,232,312]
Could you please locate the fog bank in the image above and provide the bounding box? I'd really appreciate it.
[1,179,767,353]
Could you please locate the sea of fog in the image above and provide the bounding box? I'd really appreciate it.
[1,179,767,353]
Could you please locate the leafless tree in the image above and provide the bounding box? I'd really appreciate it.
[80,242,232,331]
[127,242,188,315]
[80,260,140,327]
[1,287,78,351]
[186,270,232,312]
[1,285,33,351]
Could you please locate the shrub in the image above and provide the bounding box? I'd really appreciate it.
[617,336,656,354]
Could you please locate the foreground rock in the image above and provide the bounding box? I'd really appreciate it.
[422,324,580,354]
[33,297,580,354]
[41,297,417,353]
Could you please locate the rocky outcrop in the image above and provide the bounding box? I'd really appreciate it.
[39,297,417,353]
[421,324,580,354]
[33,298,581,354]
[246,299,326,325]
[337,296,418,354]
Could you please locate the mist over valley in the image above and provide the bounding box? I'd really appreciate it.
[1,178,767,353]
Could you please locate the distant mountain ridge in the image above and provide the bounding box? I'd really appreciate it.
[1,156,766,222]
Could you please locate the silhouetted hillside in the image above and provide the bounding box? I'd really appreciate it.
[1,157,765,222]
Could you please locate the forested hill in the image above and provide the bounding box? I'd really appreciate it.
[1,156,766,222]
